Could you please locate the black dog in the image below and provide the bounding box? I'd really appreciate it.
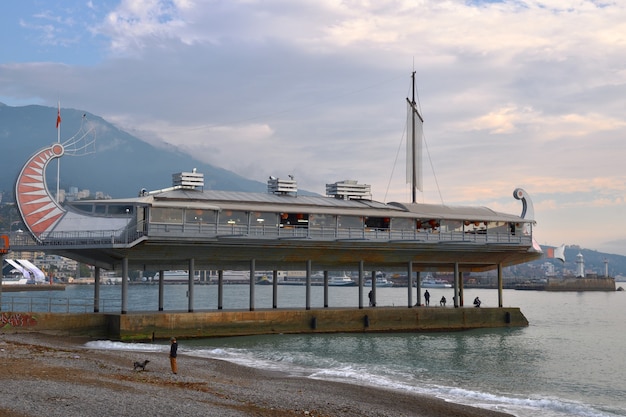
[133,359,150,371]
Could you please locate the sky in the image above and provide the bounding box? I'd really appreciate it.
[1,0,625,257]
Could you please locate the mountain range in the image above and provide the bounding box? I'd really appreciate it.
[0,102,270,199]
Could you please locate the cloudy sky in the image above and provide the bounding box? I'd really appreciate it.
[1,0,625,257]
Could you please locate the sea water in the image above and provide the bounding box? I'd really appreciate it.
[8,284,626,416]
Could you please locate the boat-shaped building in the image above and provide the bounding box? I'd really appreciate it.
[4,78,543,337]
[9,141,541,312]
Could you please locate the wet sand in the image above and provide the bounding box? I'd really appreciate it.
[0,332,514,417]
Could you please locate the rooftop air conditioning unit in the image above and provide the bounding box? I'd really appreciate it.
[172,168,204,190]
[326,180,371,200]
[268,175,297,196]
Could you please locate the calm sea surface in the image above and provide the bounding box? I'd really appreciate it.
[5,284,626,416]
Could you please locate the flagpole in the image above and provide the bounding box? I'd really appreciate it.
[56,101,61,203]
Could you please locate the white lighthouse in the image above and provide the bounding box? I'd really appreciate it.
[576,252,585,277]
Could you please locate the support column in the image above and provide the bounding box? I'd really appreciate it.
[459,268,464,307]
[272,270,278,309]
[188,258,195,312]
[323,271,329,308]
[453,262,459,308]
[305,260,312,310]
[249,259,256,311]
[93,267,100,312]
[158,270,164,311]
[416,271,421,306]
[370,270,376,307]
[407,261,413,308]
[498,263,503,307]
[121,257,128,314]
[218,270,223,310]
[358,261,364,309]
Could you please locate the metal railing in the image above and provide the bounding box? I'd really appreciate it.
[0,295,121,313]
[8,229,146,248]
[7,223,533,249]
[147,223,533,245]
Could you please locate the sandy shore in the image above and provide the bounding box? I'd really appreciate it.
[0,332,514,417]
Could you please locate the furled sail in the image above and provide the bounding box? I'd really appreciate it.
[406,97,424,194]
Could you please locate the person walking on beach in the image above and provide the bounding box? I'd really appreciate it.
[424,290,430,306]
[368,290,375,307]
[169,337,178,374]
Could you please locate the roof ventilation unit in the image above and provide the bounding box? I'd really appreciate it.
[326,180,372,200]
[268,175,298,196]
[172,168,204,190]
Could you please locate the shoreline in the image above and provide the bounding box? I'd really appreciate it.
[0,332,514,417]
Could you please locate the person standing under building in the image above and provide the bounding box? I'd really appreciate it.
[424,290,430,306]
[169,337,178,374]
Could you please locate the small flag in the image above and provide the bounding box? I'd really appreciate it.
[56,107,61,129]
[546,244,566,263]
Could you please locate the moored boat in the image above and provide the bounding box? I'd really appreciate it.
[421,275,452,288]
[328,274,356,286]
[151,270,201,283]
[365,276,394,287]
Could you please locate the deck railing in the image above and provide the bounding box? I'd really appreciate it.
[0,295,121,313]
[7,223,532,249]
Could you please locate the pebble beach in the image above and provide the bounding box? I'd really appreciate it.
[0,332,514,417]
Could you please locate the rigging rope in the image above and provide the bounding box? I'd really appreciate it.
[62,114,97,156]
[385,78,445,205]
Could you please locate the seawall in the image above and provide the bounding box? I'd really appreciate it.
[0,307,528,341]
[515,277,616,291]
[544,277,615,291]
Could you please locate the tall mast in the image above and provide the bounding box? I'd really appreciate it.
[407,72,424,203]
[411,72,417,203]
[56,101,61,203]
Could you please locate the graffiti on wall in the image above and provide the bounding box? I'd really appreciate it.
[0,312,38,328]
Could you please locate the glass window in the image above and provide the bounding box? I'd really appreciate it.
[280,213,309,227]
[337,215,363,228]
[219,210,248,225]
[71,203,93,213]
[151,207,183,224]
[309,214,335,228]
[108,205,134,215]
[441,220,463,232]
[364,217,389,229]
[251,212,278,227]
[185,209,217,224]
[392,218,415,230]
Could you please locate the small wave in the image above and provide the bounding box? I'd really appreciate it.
[84,340,165,352]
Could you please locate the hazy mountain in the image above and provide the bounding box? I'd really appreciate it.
[510,245,626,278]
[0,102,269,199]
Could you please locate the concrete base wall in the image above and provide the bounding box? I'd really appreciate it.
[0,311,110,338]
[1,307,528,341]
